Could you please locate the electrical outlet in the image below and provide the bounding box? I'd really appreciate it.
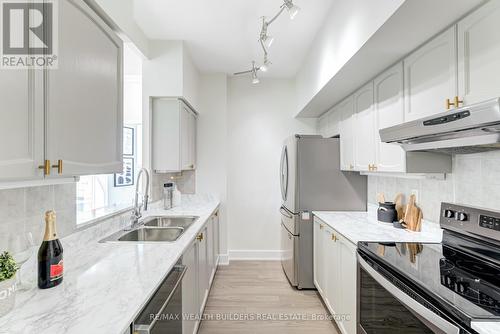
[411,189,419,203]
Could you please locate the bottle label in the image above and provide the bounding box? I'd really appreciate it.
[50,260,64,281]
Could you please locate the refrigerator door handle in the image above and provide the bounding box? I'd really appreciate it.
[280,206,293,219]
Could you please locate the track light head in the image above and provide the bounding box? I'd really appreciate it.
[260,56,272,72]
[259,17,274,49]
[252,61,260,84]
[284,0,300,20]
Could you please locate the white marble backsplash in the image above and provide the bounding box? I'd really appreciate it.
[368,151,500,223]
[0,183,76,249]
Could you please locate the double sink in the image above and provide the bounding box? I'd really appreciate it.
[101,216,199,243]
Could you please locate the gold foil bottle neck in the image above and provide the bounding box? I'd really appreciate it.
[43,210,58,241]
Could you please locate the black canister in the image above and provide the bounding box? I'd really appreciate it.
[377,202,398,224]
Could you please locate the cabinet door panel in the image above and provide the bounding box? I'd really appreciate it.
[374,63,406,172]
[197,227,209,314]
[46,0,122,177]
[207,218,215,283]
[0,70,44,180]
[182,242,198,334]
[404,27,457,121]
[458,1,500,105]
[180,104,190,170]
[339,96,355,171]
[189,110,196,169]
[313,220,323,292]
[339,237,357,334]
[325,228,340,315]
[354,83,375,171]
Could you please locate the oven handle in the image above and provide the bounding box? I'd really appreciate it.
[358,255,460,334]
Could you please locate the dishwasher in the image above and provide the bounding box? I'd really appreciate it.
[133,263,187,334]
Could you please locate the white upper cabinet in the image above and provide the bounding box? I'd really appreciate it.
[45,0,123,177]
[354,82,375,172]
[317,107,340,139]
[374,63,406,172]
[404,27,458,121]
[339,96,355,171]
[152,98,197,172]
[0,70,44,181]
[458,1,500,106]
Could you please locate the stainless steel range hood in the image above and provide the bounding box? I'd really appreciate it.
[380,98,500,154]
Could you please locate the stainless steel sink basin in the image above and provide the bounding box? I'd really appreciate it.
[99,216,199,243]
[118,227,184,242]
[143,216,198,229]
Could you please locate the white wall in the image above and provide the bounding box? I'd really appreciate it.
[226,77,317,259]
[295,0,404,114]
[197,73,229,262]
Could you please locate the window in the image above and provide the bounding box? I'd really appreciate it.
[76,43,143,225]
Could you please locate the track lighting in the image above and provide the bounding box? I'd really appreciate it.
[233,61,261,84]
[260,55,272,72]
[234,1,300,81]
[252,61,260,84]
[284,0,300,20]
[259,17,274,49]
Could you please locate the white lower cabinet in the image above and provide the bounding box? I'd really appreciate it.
[182,210,220,334]
[314,217,357,334]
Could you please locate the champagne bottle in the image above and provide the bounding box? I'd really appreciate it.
[38,210,64,289]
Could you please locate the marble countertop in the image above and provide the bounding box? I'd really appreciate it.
[314,206,500,334]
[0,195,220,334]
[313,204,443,244]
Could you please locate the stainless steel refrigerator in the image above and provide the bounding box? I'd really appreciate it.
[280,135,367,289]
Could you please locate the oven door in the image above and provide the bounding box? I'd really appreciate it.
[358,253,462,334]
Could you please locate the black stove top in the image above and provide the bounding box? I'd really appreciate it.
[359,237,500,325]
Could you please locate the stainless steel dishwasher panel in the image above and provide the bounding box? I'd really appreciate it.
[133,264,187,334]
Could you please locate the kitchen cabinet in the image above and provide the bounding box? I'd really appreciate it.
[152,98,198,173]
[182,240,198,334]
[318,107,340,138]
[0,70,44,181]
[339,96,355,171]
[458,1,500,106]
[182,211,219,334]
[374,63,406,172]
[404,27,458,121]
[313,217,357,334]
[0,0,123,182]
[354,83,375,172]
[46,0,123,177]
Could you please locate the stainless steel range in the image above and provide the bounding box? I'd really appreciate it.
[279,135,367,289]
[358,203,500,334]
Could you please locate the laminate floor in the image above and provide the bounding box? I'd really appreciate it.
[198,261,340,334]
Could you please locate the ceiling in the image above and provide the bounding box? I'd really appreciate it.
[133,0,334,78]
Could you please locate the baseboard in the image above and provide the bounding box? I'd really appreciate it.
[229,250,283,261]
[218,254,229,266]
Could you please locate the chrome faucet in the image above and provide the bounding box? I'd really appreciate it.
[130,168,150,229]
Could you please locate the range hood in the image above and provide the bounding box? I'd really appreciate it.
[380,98,500,154]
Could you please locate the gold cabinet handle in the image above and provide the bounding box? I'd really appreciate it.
[51,160,63,174]
[446,98,455,110]
[196,233,204,241]
[38,160,51,175]
[319,224,324,230]
[331,233,337,242]
[454,96,464,108]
